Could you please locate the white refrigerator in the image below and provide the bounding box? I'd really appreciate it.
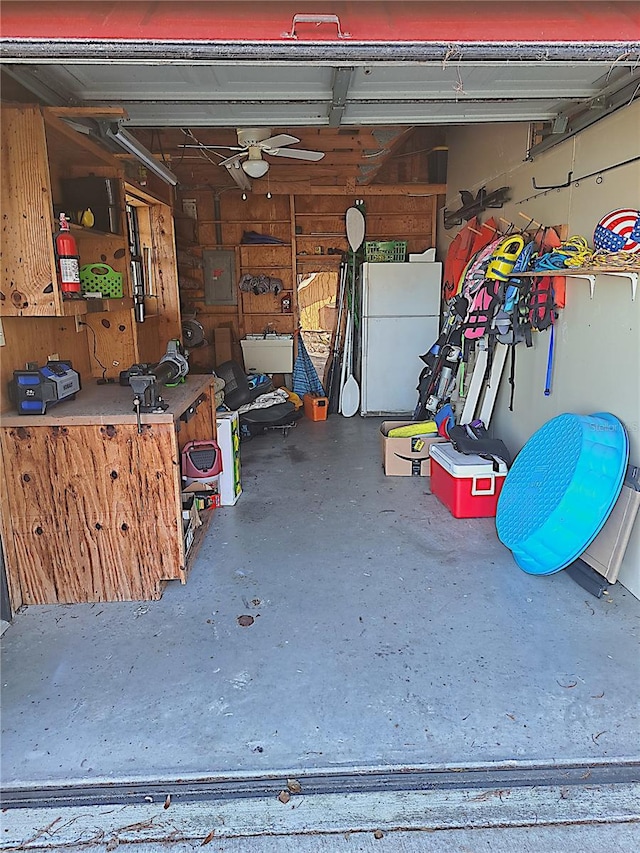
[360,261,441,416]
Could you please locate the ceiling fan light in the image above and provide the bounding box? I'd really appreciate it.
[242,159,269,178]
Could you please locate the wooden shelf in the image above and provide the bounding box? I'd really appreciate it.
[69,223,123,238]
[243,311,293,317]
[296,254,343,262]
[508,266,639,277]
[205,219,291,224]
[241,265,291,271]
[85,296,134,313]
[241,242,291,248]
[60,296,135,317]
[61,299,88,316]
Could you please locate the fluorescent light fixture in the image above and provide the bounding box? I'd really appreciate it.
[223,159,252,191]
[242,158,269,178]
[105,125,179,186]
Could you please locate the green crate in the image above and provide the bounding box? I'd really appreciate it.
[364,240,408,263]
[79,263,123,298]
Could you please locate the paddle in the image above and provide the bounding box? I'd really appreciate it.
[340,208,365,417]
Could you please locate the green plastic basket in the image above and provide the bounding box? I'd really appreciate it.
[79,263,123,298]
[364,240,408,263]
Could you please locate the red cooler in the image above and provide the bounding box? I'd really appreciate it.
[430,442,507,518]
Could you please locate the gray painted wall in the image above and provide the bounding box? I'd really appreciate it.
[440,102,640,596]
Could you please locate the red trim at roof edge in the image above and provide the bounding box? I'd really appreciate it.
[1,1,640,43]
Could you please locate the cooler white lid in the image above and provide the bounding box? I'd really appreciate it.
[430,441,508,477]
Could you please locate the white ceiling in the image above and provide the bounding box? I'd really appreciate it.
[5,59,638,128]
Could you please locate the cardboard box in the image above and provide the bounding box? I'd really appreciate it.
[380,420,444,476]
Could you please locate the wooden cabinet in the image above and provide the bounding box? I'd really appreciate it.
[0,376,218,606]
[1,104,130,318]
[0,104,182,408]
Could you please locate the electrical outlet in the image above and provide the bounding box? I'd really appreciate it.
[48,353,59,362]
[75,315,85,333]
[0,318,5,347]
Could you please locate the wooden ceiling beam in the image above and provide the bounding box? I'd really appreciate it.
[48,106,129,119]
[178,180,446,196]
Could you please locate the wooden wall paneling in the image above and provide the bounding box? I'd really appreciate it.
[243,314,294,335]
[148,201,182,344]
[239,245,292,269]
[295,196,349,216]
[84,308,138,379]
[0,316,93,413]
[199,223,231,246]
[241,291,287,315]
[1,105,61,316]
[134,317,163,366]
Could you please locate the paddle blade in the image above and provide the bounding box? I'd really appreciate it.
[341,374,360,418]
[346,207,366,252]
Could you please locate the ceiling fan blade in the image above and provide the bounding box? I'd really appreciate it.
[219,152,248,168]
[260,133,300,149]
[180,144,244,151]
[268,148,325,161]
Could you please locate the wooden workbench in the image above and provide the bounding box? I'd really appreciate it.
[0,376,218,606]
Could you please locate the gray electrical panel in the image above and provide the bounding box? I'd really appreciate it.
[203,249,237,306]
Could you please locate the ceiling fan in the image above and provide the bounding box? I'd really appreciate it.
[187,128,325,181]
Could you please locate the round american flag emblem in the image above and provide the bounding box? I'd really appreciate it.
[593,208,640,254]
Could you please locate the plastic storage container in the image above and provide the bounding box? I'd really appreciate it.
[303,393,328,421]
[181,439,222,492]
[364,241,407,263]
[430,442,507,518]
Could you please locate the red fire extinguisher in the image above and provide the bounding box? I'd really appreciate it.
[54,212,81,297]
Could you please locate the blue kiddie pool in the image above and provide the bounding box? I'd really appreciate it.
[496,413,629,575]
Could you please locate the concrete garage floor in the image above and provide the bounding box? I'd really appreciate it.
[1,417,639,816]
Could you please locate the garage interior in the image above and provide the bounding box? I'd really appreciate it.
[1,2,640,847]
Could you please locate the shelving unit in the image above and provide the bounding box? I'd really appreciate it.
[508,267,638,300]
[0,103,196,611]
[174,188,441,362]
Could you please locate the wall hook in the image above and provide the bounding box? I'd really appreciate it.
[532,171,574,190]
